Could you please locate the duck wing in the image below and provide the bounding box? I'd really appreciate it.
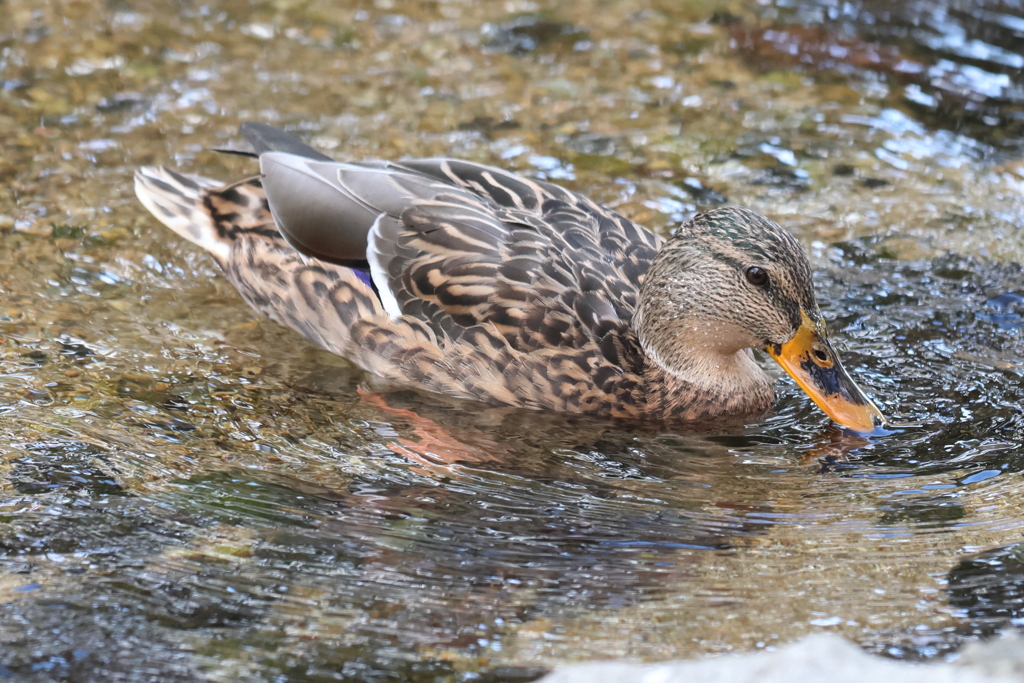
[257,148,663,362]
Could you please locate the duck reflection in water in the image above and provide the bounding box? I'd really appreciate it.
[253,366,883,654]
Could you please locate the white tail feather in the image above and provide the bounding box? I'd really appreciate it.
[134,167,232,263]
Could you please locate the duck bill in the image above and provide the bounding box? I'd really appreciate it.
[767,313,886,433]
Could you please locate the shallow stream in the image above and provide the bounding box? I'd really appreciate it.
[2,0,1024,680]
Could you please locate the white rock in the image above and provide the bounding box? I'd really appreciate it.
[537,633,1024,683]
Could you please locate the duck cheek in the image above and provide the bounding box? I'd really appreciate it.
[766,316,886,433]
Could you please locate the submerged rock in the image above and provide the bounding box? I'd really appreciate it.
[537,633,1024,683]
[949,543,1024,638]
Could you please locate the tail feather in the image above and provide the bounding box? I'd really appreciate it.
[134,167,232,263]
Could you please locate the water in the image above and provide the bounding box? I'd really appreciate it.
[2,0,1024,679]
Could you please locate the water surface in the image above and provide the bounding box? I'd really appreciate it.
[2,0,1024,680]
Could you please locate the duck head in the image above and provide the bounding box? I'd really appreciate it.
[633,207,885,433]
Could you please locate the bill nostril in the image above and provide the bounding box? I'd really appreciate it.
[812,345,831,365]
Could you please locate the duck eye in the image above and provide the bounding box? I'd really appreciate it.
[745,266,769,288]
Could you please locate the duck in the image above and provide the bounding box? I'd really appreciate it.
[135,122,885,432]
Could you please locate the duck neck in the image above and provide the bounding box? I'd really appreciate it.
[631,287,774,418]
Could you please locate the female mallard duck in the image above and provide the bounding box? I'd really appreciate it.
[136,122,885,432]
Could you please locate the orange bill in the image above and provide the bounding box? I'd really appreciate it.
[767,311,886,433]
